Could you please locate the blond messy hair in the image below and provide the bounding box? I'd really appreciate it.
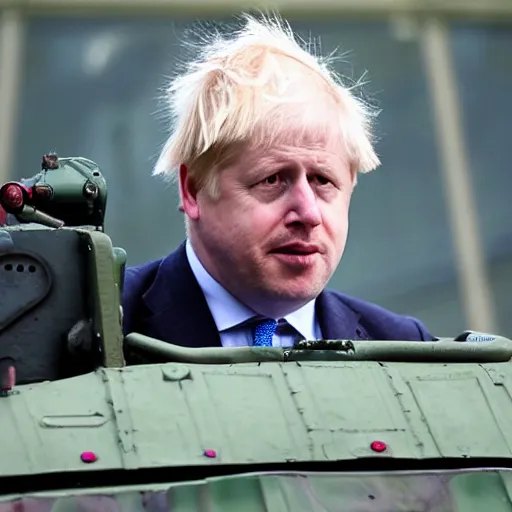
[153,13,380,197]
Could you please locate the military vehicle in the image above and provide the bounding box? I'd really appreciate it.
[1,154,512,511]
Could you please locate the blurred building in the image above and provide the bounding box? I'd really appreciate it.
[0,0,511,337]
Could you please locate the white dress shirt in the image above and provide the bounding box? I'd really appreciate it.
[185,239,322,347]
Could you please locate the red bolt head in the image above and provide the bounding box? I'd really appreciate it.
[370,441,387,453]
[80,451,98,463]
[1,366,15,391]
[203,449,217,458]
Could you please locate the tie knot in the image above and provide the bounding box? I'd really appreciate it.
[253,318,278,347]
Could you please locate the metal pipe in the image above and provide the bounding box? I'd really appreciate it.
[0,9,24,184]
[420,17,497,332]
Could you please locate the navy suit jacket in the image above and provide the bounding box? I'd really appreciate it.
[121,242,435,347]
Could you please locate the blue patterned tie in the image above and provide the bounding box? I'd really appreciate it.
[253,318,278,347]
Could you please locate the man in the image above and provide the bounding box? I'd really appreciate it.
[122,14,434,348]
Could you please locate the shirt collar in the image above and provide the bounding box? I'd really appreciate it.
[185,239,317,340]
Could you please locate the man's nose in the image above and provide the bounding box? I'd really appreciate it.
[284,177,322,227]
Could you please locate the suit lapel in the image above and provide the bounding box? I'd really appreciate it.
[316,290,367,340]
[142,243,222,348]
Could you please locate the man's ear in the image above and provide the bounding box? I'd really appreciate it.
[179,164,200,220]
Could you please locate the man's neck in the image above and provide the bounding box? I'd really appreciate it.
[185,239,320,340]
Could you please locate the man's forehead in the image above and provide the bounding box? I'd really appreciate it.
[246,138,349,170]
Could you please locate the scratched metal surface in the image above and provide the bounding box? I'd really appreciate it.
[2,360,512,476]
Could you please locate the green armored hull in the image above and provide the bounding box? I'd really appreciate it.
[3,351,512,510]
[3,469,512,511]
[1,156,512,511]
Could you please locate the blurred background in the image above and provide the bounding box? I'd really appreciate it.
[0,0,510,337]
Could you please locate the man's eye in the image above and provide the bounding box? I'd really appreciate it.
[311,175,330,186]
[264,174,279,185]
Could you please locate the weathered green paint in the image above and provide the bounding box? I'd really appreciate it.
[78,229,124,368]
[3,469,512,511]
[3,359,512,476]
[112,246,127,296]
[126,332,512,363]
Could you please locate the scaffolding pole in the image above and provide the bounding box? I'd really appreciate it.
[0,8,23,183]
[421,17,497,332]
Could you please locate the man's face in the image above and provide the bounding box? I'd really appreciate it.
[181,128,354,317]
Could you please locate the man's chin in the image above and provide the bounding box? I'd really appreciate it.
[260,278,326,305]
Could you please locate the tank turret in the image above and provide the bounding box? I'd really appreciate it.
[1,154,512,511]
[0,153,107,229]
[0,154,125,387]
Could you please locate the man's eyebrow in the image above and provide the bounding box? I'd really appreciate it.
[313,163,334,173]
[247,156,280,175]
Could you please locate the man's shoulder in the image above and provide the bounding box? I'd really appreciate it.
[321,288,435,341]
[124,257,163,291]
[123,243,186,298]
[121,244,189,334]
[121,257,161,330]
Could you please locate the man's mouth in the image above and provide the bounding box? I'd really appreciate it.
[270,243,321,256]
